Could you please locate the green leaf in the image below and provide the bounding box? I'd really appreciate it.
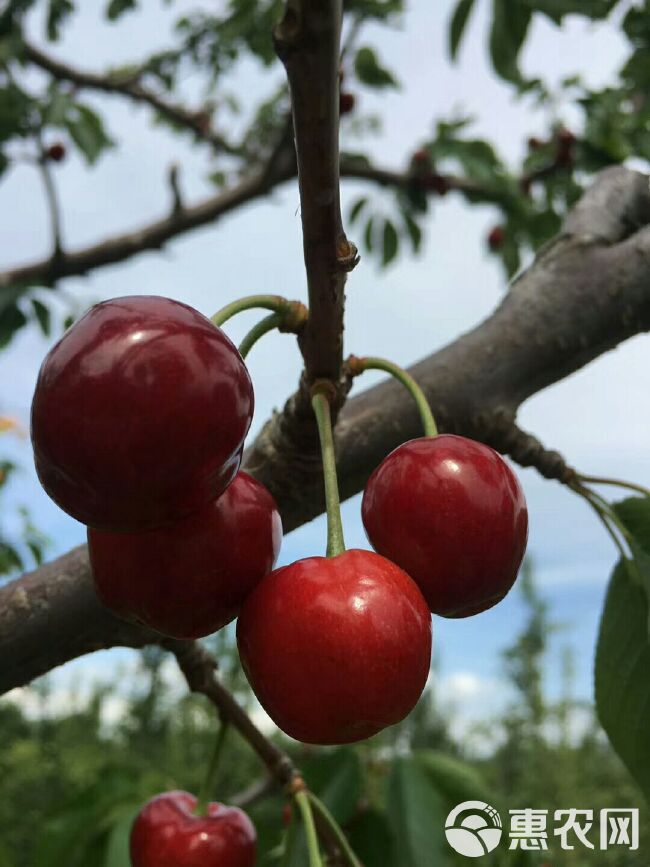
[415,750,494,806]
[364,216,375,253]
[595,558,650,801]
[382,219,399,266]
[46,0,73,41]
[387,757,449,867]
[522,0,617,23]
[489,0,532,84]
[402,212,422,252]
[31,299,51,336]
[0,302,27,349]
[355,46,399,89]
[348,809,395,867]
[106,0,137,21]
[302,748,362,825]
[349,196,368,225]
[449,0,476,60]
[66,105,114,165]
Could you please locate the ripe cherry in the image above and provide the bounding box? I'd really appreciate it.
[362,435,528,617]
[555,128,576,168]
[130,791,256,867]
[487,225,506,250]
[45,142,66,162]
[237,549,432,745]
[411,148,430,166]
[527,136,543,151]
[423,172,450,196]
[88,472,281,639]
[31,295,253,531]
[340,91,356,115]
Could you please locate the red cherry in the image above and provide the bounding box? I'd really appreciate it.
[45,142,66,162]
[339,92,356,115]
[281,803,293,827]
[423,172,450,196]
[412,148,430,166]
[88,472,281,639]
[31,296,253,531]
[487,225,506,250]
[130,791,256,867]
[237,549,432,745]
[362,435,528,617]
[527,136,543,151]
[557,127,576,146]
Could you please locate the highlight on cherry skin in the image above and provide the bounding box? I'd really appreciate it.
[88,471,282,640]
[130,791,256,867]
[362,434,528,617]
[236,548,433,746]
[30,295,254,532]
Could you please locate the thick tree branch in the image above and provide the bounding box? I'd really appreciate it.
[22,41,239,156]
[1,167,650,695]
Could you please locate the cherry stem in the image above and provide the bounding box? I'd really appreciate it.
[280,814,298,867]
[349,356,438,437]
[577,474,650,499]
[211,294,293,328]
[238,312,283,359]
[307,792,363,867]
[570,481,642,584]
[295,790,324,867]
[195,721,229,815]
[311,390,346,557]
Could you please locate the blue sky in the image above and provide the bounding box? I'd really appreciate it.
[1,2,648,733]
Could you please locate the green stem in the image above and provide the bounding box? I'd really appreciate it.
[238,313,283,359]
[295,790,323,867]
[308,792,363,867]
[196,722,229,815]
[352,356,437,437]
[578,474,650,499]
[211,294,291,328]
[280,813,298,867]
[311,391,346,557]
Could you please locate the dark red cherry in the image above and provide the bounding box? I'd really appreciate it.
[31,295,253,531]
[237,549,432,745]
[130,791,256,867]
[362,435,528,617]
[88,472,281,639]
[45,142,66,162]
[340,91,356,115]
[487,225,506,250]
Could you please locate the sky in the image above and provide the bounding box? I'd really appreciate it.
[1,1,648,738]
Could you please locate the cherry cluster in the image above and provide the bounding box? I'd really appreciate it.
[30,294,527,865]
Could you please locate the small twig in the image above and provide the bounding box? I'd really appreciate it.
[168,163,184,215]
[22,40,240,156]
[165,639,299,788]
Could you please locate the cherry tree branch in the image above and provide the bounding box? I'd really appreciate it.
[22,40,239,156]
[274,0,357,386]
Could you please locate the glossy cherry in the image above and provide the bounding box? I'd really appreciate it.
[45,142,66,162]
[88,472,281,639]
[362,435,528,617]
[31,295,254,531]
[339,91,356,115]
[130,791,256,867]
[237,549,432,745]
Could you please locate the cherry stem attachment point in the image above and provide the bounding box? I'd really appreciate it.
[307,792,363,867]
[311,388,346,558]
[211,294,308,331]
[577,474,650,500]
[196,721,229,815]
[295,790,324,867]
[348,355,438,437]
[238,312,283,359]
